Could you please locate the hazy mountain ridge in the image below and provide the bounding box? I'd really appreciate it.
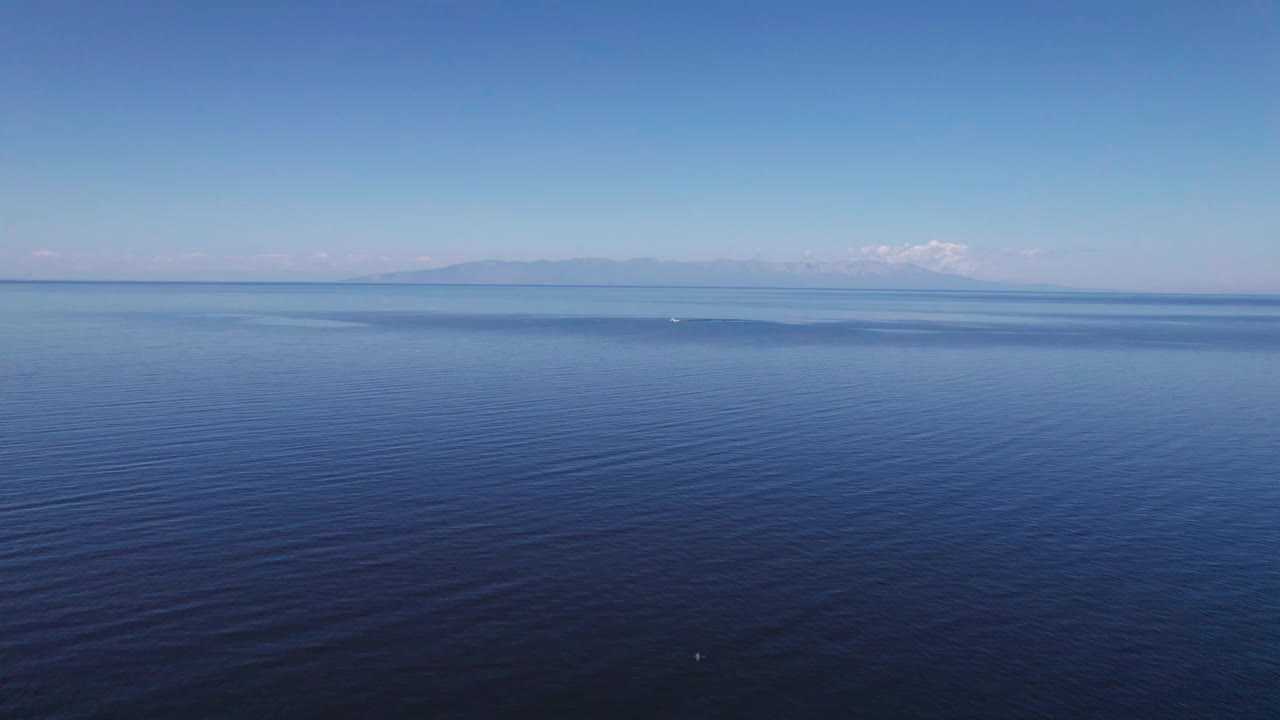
[347,258,1059,291]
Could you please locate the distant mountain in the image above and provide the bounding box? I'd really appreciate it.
[346,258,1057,291]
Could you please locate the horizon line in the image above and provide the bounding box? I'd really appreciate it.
[9,277,1280,298]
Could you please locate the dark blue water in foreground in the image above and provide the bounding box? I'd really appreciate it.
[3,282,1279,718]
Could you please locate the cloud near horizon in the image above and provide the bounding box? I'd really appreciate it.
[848,241,1048,280]
[850,241,976,275]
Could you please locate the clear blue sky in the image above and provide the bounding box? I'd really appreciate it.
[2,1,1277,290]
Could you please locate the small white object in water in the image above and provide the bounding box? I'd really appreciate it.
[694,652,703,661]
[670,318,681,323]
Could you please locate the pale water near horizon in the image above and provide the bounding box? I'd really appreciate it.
[2,282,1278,718]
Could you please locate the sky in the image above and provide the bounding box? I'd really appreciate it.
[2,1,1277,291]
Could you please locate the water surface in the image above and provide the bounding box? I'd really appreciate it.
[2,282,1278,718]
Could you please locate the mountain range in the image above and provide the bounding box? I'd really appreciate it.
[347,258,1059,291]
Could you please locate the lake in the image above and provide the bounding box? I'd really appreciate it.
[2,282,1278,718]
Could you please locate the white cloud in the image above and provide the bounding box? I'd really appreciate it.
[416,255,434,263]
[31,249,61,258]
[310,251,331,261]
[998,248,1045,258]
[850,240,975,274]
[847,241,1051,279]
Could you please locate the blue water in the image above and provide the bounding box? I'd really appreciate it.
[2,282,1279,718]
